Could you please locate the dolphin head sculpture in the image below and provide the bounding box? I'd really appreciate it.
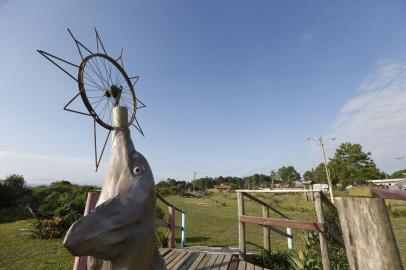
[63,127,166,270]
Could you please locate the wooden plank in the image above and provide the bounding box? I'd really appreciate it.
[163,249,175,259]
[195,253,211,270]
[372,189,406,201]
[164,250,180,265]
[237,261,246,270]
[178,252,200,270]
[227,255,240,270]
[262,206,270,251]
[240,215,324,232]
[167,251,188,269]
[171,252,193,270]
[336,197,404,270]
[314,193,331,270]
[211,253,225,270]
[159,248,171,257]
[188,253,207,270]
[237,192,246,260]
[235,189,322,193]
[254,265,263,270]
[203,253,219,269]
[219,254,232,270]
[246,262,255,270]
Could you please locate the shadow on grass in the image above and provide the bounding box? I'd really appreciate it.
[184,236,210,243]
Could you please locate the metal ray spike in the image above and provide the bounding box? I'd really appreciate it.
[64,92,93,116]
[94,119,112,171]
[37,50,78,82]
[115,48,124,62]
[129,76,139,88]
[94,27,107,55]
[67,28,94,60]
[136,97,146,110]
[131,117,145,137]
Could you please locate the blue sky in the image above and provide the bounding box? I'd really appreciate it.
[1,0,406,185]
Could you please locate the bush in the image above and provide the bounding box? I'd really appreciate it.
[26,181,97,239]
[250,249,290,270]
[155,227,168,247]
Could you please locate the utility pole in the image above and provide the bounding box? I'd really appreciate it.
[319,137,334,203]
[306,137,335,203]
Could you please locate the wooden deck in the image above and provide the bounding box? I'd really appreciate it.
[160,248,269,270]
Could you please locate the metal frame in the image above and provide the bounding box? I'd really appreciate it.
[38,28,146,171]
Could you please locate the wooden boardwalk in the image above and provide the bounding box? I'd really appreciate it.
[160,248,269,270]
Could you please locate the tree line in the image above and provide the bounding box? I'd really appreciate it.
[156,142,406,195]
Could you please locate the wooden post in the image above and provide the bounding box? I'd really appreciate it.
[167,206,176,248]
[237,192,246,259]
[73,191,100,270]
[314,192,331,270]
[335,197,404,270]
[262,205,271,252]
[181,212,186,247]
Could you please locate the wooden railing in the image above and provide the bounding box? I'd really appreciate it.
[156,193,187,248]
[236,190,343,270]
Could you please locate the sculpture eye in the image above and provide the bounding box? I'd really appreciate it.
[133,166,143,176]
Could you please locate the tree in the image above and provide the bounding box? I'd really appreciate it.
[303,170,313,182]
[0,174,29,207]
[270,170,280,188]
[390,169,406,179]
[278,166,300,185]
[329,142,381,186]
[312,163,328,184]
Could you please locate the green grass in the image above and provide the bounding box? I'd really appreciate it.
[0,220,73,270]
[0,193,405,269]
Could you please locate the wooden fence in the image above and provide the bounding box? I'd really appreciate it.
[156,193,187,248]
[335,189,405,270]
[236,190,344,270]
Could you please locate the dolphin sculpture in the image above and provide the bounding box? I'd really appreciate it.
[63,108,166,270]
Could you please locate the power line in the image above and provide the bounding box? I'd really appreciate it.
[327,66,406,135]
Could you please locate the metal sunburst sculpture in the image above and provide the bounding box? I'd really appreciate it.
[38,28,145,171]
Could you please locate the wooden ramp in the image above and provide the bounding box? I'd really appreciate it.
[160,248,269,270]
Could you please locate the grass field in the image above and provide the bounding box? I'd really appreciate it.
[0,192,405,269]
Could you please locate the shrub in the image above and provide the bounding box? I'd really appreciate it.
[155,227,168,248]
[250,249,290,270]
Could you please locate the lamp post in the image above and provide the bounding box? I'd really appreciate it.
[306,137,335,203]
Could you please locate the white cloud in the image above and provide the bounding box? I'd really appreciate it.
[327,61,406,174]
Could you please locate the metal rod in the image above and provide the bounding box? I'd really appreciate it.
[37,50,78,82]
[63,92,93,116]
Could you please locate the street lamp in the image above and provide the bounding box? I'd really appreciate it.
[306,137,335,203]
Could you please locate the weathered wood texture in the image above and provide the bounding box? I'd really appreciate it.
[237,192,246,260]
[240,215,324,232]
[73,192,100,270]
[335,197,404,270]
[159,249,266,270]
[314,193,331,270]
[261,206,270,252]
[167,206,176,248]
